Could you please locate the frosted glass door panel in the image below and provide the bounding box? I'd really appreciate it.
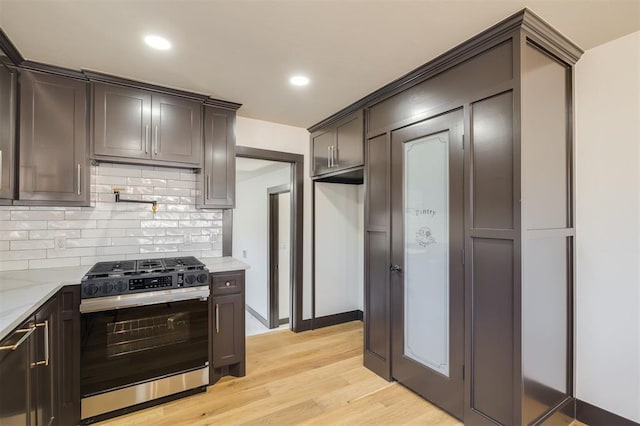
[403,131,450,377]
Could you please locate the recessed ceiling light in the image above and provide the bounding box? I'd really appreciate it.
[290,75,310,86]
[144,35,171,50]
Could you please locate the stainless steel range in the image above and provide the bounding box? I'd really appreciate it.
[81,256,210,299]
[79,257,210,423]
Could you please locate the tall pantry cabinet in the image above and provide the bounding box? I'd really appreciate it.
[355,10,582,426]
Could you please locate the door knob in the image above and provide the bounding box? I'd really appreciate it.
[390,264,402,273]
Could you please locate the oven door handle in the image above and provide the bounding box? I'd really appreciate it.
[80,286,210,313]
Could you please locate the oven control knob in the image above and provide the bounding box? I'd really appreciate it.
[185,274,196,285]
[116,280,127,292]
[84,284,99,297]
[102,282,114,294]
[197,273,208,284]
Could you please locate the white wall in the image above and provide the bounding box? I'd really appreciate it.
[233,161,290,320]
[235,116,313,319]
[575,31,640,422]
[315,183,364,317]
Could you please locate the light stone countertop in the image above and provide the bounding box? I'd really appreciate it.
[0,256,249,341]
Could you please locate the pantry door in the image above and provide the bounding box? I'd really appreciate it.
[390,109,465,419]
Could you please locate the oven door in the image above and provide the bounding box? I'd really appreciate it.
[80,292,209,399]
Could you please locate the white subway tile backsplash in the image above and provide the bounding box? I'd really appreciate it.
[30,230,82,240]
[0,163,224,271]
[153,236,184,245]
[126,228,166,237]
[140,245,178,253]
[0,221,48,230]
[1,250,47,260]
[48,220,97,230]
[47,247,97,258]
[96,246,140,256]
[141,220,179,228]
[64,211,113,220]
[66,238,112,248]
[10,240,55,250]
[96,220,141,229]
[10,211,65,221]
[81,229,126,238]
[0,231,29,240]
[111,237,153,246]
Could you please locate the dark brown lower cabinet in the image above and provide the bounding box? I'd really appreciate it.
[209,271,246,384]
[0,286,80,426]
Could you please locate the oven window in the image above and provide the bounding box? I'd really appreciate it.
[81,299,208,397]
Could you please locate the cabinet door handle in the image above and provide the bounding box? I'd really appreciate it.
[77,164,81,195]
[145,124,149,154]
[205,174,209,200]
[0,323,36,351]
[215,303,220,333]
[0,149,3,188]
[327,146,331,168]
[154,125,159,155]
[31,320,49,367]
[333,145,338,167]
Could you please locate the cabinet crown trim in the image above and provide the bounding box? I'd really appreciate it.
[307,7,584,133]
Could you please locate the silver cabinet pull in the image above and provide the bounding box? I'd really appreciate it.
[215,303,220,333]
[145,124,149,154]
[0,149,3,188]
[205,174,209,200]
[77,163,81,195]
[0,324,36,351]
[31,321,49,367]
[327,146,331,168]
[154,125,159,155]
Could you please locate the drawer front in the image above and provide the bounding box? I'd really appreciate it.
[210,271,244,296]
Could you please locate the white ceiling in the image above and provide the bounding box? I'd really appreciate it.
[1,0,638,129]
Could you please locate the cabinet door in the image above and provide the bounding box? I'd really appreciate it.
[311,127,334,176]
[0,62,16,201]
[57,286,80,426]
[211,294,244,368]
[0,319,33,425]
[33,297,58,426]
[200,106,235,208]
[151,94,202,164]
[93,83,151,160]
[19,70,89,204]
[334,110,363,171]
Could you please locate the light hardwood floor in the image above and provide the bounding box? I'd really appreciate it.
[98,321,463,425]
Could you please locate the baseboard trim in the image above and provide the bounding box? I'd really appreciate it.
[313,310,363,329]
[278,317,289,325]
[245,304,268,328]
[576,399,639,426]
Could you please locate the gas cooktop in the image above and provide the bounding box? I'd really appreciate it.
[81,256,210,299]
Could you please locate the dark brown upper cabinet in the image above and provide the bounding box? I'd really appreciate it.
[0,61,16,203]
[93,82,202,168]
[19,70,90,206]
[198,105,236,209]
[311,109,363,177]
